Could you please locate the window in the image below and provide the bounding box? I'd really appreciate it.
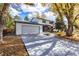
[49,21,53,24]
[42,20,46,23]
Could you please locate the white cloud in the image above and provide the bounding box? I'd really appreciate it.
[28,14,33,19]
[9,3,57,21]
[9,6,21,17]
[44,11,53,17]
[27,6,38,12]
[20,4,38,12]
[44,11,56,21]
[35,3,49,13]
[20,3,49,13]
[20,4,28,12]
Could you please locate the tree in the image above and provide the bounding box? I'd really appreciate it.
[73,4,79,29]
[0,3,9,43]
[51,3,76,36]
[14,15,20,21]
[55,16,65,32]
[5,14,15,30]
[24,16,29,21]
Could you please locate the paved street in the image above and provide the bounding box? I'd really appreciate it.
[21,34,79,56]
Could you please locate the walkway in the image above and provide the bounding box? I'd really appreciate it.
[21,34,79,56]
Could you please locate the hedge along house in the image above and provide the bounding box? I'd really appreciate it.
[15,17,54,35]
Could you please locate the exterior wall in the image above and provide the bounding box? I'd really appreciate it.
[16,23,22,35]
[38,19,42,24]
[46,21,49,24]
[38,19,50,25]
[39,25,43,33]
[34,18,53,26]
[16,22,43,35]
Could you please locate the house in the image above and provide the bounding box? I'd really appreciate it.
[37,17,54,33]
[15,18,54,35]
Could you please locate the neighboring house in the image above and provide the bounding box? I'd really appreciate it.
[15,17,54,35]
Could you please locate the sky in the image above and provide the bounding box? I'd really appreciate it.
[9,3,68,24]
[9,3,57,22]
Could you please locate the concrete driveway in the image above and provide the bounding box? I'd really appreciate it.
[21,34,79,56]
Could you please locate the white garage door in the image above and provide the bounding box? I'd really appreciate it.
[22,24,40,34]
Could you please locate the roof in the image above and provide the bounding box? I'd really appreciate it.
[14,20,52,26]
[37,17,54,22]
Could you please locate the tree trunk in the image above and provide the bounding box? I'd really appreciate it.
[0,25,3,42]
[0,3,9,43]
[66,19,73,36]
[0,11,4,42]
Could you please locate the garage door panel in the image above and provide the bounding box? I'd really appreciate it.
[22,25,40,34]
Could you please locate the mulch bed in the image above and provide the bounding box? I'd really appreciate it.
[57,34,79,42]
[0,35,29,56]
